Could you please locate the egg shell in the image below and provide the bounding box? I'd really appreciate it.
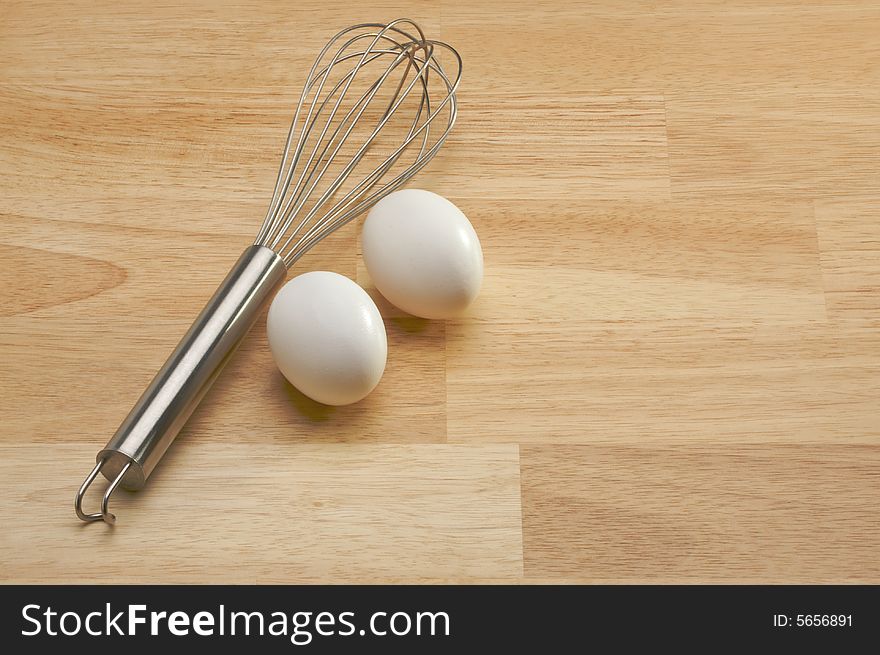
[267,271,387,406]
[362,189,483,319]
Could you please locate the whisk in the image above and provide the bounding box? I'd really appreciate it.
[75,19,461,525]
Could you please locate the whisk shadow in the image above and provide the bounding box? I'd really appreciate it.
[72,480,152,534]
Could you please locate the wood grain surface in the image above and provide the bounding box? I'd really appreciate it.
[1,0,878,583]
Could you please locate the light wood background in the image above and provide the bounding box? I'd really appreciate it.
[1,0,878,583]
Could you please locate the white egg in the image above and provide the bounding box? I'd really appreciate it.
[362,189,483,319]
[267,271,387,406]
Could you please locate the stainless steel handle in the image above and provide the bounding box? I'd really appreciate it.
[76,245,287,523]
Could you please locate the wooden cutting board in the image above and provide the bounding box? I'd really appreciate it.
[1,0,878,583]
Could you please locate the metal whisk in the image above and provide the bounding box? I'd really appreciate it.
[75,19,461,525]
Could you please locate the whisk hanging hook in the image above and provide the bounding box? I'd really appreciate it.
[75,456,132,525]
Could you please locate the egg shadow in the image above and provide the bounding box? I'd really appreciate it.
[390,314,432,334]
[277,372,337,422]
[362,285,434,335]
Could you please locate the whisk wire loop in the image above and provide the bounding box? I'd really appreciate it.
[255,19,460,267]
